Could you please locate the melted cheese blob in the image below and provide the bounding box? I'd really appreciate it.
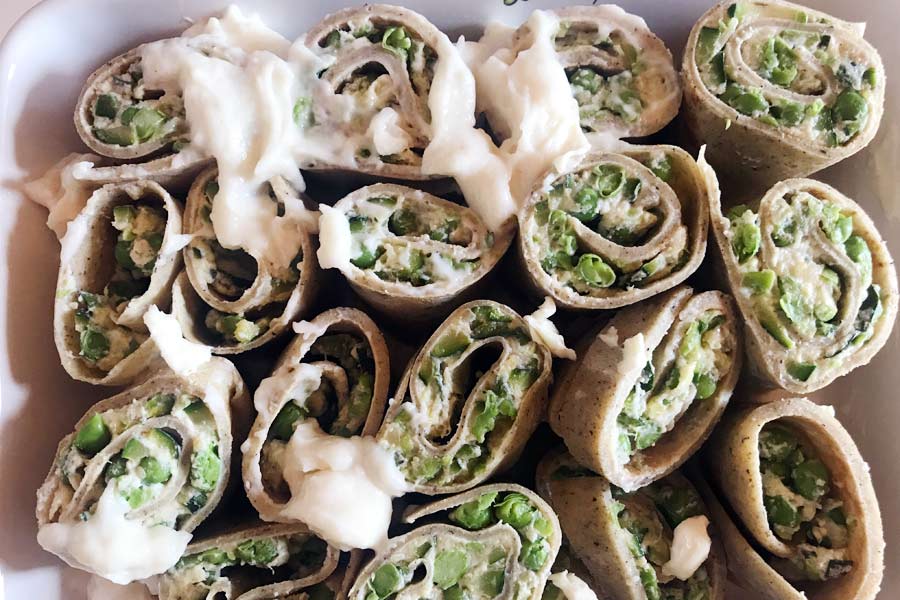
[618,333,649,379]
[662,515,712,581]
[316,204,352,272]
[144,305,211,377]
[524,297,576,360]
[547,571,598,600]
[279,421,409,551]
[37,487,191,585]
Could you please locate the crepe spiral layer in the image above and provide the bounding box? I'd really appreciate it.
[709,177,898,393]
[517,142,711,310]
[683,0,885,184]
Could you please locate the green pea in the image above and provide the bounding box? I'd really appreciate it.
[103,455,127,482]
[694,372,717,399]
[75,413,112,456]
[647,155,673,182]
[656,485,703,527]
[471,398,500,444]
[509,365,539,390]
[470,305,517,340]
[832,89,867,123]
[122,438,146,461]
[814,301,837,323]
[592,165,625,197]
[112,204,135,232]
[679,322,701,357]
[520,538,549,571]
[778,276,810,325]
[570,68,599,93]
[351,246,378,270]
[845,235,871,272]
[125,486,152,509]
[388,208,419,236]
[792,459,830,500]
[759,425,798,461]
[494,493,537,530]
[197,548,229,565]
[696,26,721,63]
[770,217,797,247]
[146,393,175,417]
[79,326,110,362]
[130,108,167,142]
[235,538,279,566]
[431,331,472,358]
[576,253,615,287]
[120,106,139,125]
[190,446,221,492]
[93,94,118,119]
[450,492,498,530]
[732,222,761,263]
[140,456,171,484]
[777,102,805,126]
[433,550,468,589]
[186,492,207,513]
[863,67,877,88]
[232,318,261,344]
[370,563,403,598]
[93,125,137,146]
[764,495,799,528]
[743,269,776,294]
[184,400,214,428]
[270,401,306,441]
[787,362,816,382]
[820,267,840,288]
[381,26,412,57]
[759,305,794,349]
[571,187,599,221]
[479,569,505,597]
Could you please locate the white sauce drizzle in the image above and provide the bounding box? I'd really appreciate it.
[547,571,598,600]
[524,297,576,360]
[143,305,211,376]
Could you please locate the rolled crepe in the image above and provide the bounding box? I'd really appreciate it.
[517,142,711,310]
[35,360,249,580]
[549,286,741,491]
[321,183,513,321]
[158,521,341,600]
[349,484,561,600]
[303,5,446,180]
[242,307,390,519]
[683,0,885,184]
[536,448,726,600]
[173,168,319,354]
[54,179,183,385]
[704,397,883,599]
[377,300,553,494]
[73,46,213,187]
[527,6,680,137]
[708,178,898,393]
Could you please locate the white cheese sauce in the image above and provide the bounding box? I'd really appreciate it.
[37,487,191,585]
[661,515,712,581]
[547,571,598,600]
[144,305,211,376]
[524,297,576,360]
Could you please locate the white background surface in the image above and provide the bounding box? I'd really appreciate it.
[1,0,898,598]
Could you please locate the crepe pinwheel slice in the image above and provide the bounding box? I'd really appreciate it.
[708,178,897,393]
[533,5,681,137]
[158,521,341,600]
[349,484,561,600]
[377,300,553,494]
[72,46,213,188]
[703,397,883,599]
[321,183,513,321]
[35,359,250,583]
[173,167,319,354]
[536,448,726,600]
[303,5,447,180]
[548,286,741,492]
[54,179,184,385]
[242,307,390,520]
[683,0,885,184]
[517,142,711,311]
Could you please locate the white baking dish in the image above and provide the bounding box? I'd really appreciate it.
[0,0,897,597]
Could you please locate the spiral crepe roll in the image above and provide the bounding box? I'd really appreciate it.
[683,0,885,184]
[304,5,446,180]
[705,398,883,598]
[532,6,680,137]
[548,286,741,491]
[54,180,184,385]
[73,46,212,186]
[709,178,897,393]
[35,359,249,582]
[536,448,726,600]
[174,168,319,354]
[518,143,711,311]
[377,300,552,494]
[242,307,390,519]
[350,484,560,600]
[158,521,341,600]
[323,184,512,320]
